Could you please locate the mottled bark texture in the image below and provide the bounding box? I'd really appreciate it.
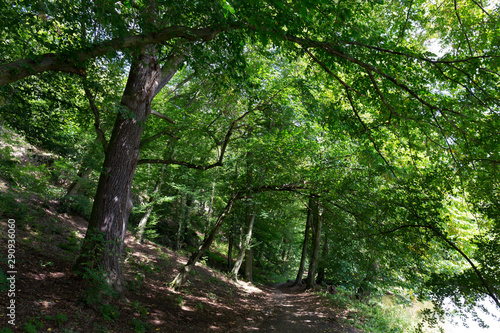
[74,47,162,292]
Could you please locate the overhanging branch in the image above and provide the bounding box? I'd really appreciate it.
[378,220,500,309]
[345,87,399,179]
[0,25,222,86]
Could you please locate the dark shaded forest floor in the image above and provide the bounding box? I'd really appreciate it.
[0,181,361,332]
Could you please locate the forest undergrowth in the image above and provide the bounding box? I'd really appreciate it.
[0,128,441,332]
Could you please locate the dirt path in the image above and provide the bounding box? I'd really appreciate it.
[242,283,360,333]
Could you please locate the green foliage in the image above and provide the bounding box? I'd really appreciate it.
[44,313,68,327]
[204,250,226,269]
[131,300,149,318]
[0,191,30,221]
[0,145,17,171]
[58,231,81,252]
[324,290,430,333]
[23,317,43,333]
[1,0,500,327]
[127,272,144,292]
[39,260,54,268]
[0,266,7,292]
[196,302,204,311]
[130,317,151,333]
[77,231,121,321]
[175,295,185,307]
[141,260,159,273]
[59,194,93,219]
[82,266,121,321]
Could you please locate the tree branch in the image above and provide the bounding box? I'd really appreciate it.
[138,86,283,168]
[0,25,221,85]
[345,87,398,179]
[378,221,500,309]
[84,86,108,152]
[454,0,474,56]
[150,109,176,124]
[302,47,365,97]
[396,0,414,46]
[137,158,223,170]
[139,128,179,148]
[153,52,186,99]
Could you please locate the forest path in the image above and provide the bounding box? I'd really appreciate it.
[244,282,360,333]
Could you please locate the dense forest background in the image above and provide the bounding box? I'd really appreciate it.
[1,0,500,332]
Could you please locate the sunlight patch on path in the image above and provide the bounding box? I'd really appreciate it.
[238,281,264,294]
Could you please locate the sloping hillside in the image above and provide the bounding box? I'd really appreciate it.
[0,128,362,332]
[0,181,361,332]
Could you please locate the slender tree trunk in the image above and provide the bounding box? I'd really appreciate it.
[136,207,153,243]
[295,197,313,286]
[65,139,104,197]
[230,208,255,280]
[245,244,253,282]
[305,197,321,290]
[231,207,255,280]
[184,194,192,240]
[172,194,239,288]
[281,237,289,262]
[241,151,254,281]
[176,196,185,251]
[244,211,254,282]
[175,193,192,250]
[227,223,234,269]
[66,167,94,197]
[356,260,379,303]
[316,231,328,285]
[136,172,163,243]
[74,47,163,292]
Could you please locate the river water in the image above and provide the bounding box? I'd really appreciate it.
[443,299,500,332]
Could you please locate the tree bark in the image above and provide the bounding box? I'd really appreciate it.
[227,222,235,269]
[316,231,328,285]
[136,206,153,244]
[231,210,255,280]
[176,193,192,250]
[65,139,104,197]
[245,244,253,282]
[295,197,313,286]
[0,26,220,86]
[305,197,321,290]
[175,196,185,251]
[136,171,163,243]
[74,47,163,292]
[172,193,239,288]
[66,166,94,197]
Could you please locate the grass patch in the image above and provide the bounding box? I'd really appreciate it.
[323,289,438,333]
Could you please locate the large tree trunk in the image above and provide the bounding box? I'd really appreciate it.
[172,194,239,288]
[294,196,313,286]
[74,48,162,292]
[305,197,321,290]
